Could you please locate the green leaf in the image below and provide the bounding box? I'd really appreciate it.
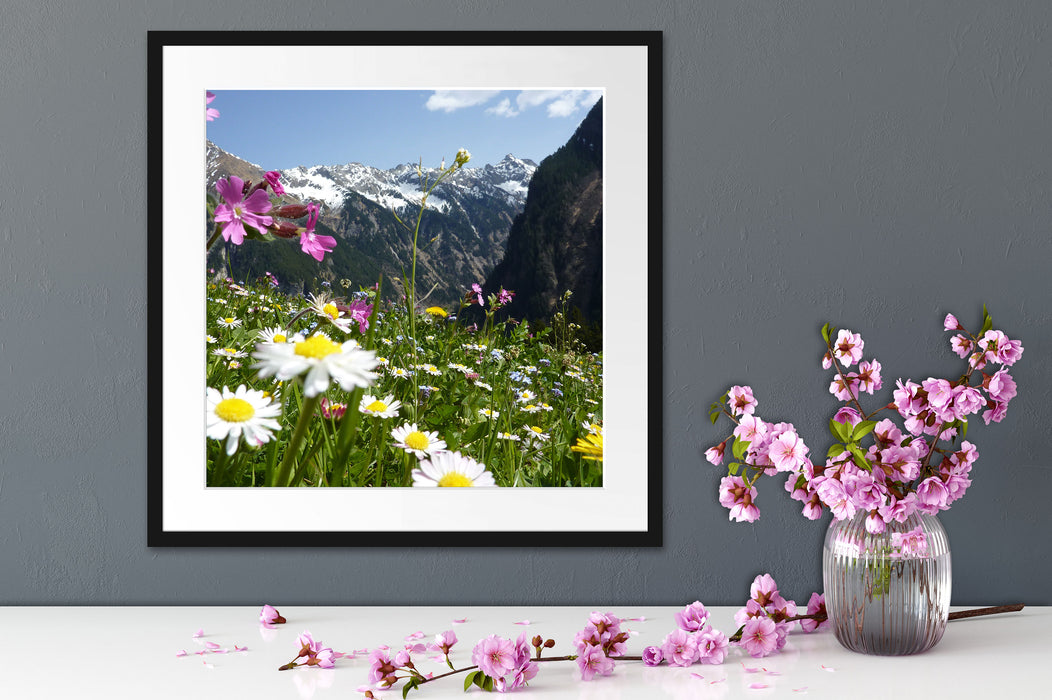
[827,443,846,459]
[979,304,993,335]
[829,418,850,443]
[482,676,494,692]
[852,420,877,440]
[728,462,740,476]
[821,323,831,343]
[732,438,750,460]
[465,671,479,692]
[403,678,419,699]
[709,411,720,425]
[847,444,872,470]
[461,421,489,445]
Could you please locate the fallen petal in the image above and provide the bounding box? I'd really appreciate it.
[193,628,204,638]
[691,673,705,680]
[452,618,468,624]
[175,650,188,657]
[513,620,531,625]
[793,688,809,693]
[205,642,221,649]
[710,678,726,685]
[405,631,425,641]
[234,646,249,652]
[821,665,835,672]
[749,683,769,689]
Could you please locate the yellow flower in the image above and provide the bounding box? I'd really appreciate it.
[571,433,603,462]
[425,306,449,318]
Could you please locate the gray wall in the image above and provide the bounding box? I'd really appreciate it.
[1,1,1049,606]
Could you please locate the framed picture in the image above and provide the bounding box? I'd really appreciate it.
[147,30,662,546]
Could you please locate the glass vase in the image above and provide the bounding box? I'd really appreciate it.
[822,510,951,655]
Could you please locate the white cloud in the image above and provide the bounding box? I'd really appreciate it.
[485,98,520,117]
[510,90,604,118]
[425,90,502,113]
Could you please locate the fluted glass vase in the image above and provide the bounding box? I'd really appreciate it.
[822,510,951,655]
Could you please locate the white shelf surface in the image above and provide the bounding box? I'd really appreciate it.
[0,605,1045,698]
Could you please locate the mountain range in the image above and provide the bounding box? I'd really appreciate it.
[205,142,536,306]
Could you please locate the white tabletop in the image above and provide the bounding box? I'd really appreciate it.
[0,605,1044,699]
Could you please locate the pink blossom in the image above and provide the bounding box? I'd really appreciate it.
[642,645,663,666]
[833,406,862,427]
[471,283,485,306]
[299,202,337,261]
[816,477,856,520]
[821,351,833,370]
[950,334,973,359]
[576,644,614,680]
[865,511,886,534]
[943,313,960,331]
[873,419,903,446]
[878,493,918,523]
[750,574,779,607]
[206,91,220,121]
[367,649,397,686]
[497,288,514,306]
[829,373,860,401]
[264,171,285,196]
[214,176,273,244]
[800,593,829,633]
[660,629,699,667]
[739,617,778,658]
[980,330,1009,365]
[674,601,710,632]
[496,633,538,691]
[432,630,458,655]
[893,379,925,416]
[733,414,769,442]
[472,635,517,681]
[734,599,768,627]
[833,329,864,367]
[922,378,954,409]
[768,430,808,472]
[986,368,1017,402]
[259,604,286,625]
[856,359,882,394]
[695,628,728,665]
[982,400,1008,425]
[704,441,726,465]
[728,385,758,417]
[915,477,949,513]
[952,385,985,417]
[719,475,760,523]
[996,338,1024,366]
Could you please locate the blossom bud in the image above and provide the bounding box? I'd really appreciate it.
[543,639,556,649]
[454,148,471,167]
[273,204,310,219]
[532,635,543,649]
[268,221,300,239]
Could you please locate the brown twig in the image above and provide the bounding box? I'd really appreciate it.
[948,604,1024,621]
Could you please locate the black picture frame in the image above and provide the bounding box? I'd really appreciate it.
[147,30,662,547]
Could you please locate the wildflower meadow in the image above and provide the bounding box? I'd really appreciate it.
[204,131,603,489]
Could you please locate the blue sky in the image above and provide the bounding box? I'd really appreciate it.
[205,89,602,171]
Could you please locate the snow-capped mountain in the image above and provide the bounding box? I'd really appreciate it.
[205,141,537,306]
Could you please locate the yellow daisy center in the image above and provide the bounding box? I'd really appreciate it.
[530,426,544,434]
[273,334,287,343]
[224,317,235,323]
[294,335,342,359]
[366,400,388,413]
[437,472,474,487]
[215,397,255,423]
[405,431,430,451]
[322,302,339,319]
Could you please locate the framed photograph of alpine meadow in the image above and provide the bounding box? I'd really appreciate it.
[147,30,661,546]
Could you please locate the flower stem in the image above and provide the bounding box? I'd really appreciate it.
[206,222,223,251]
[272,393,322,487]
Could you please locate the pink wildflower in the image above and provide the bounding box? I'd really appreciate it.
[214,176,273,244]
[206,91,220,121]
[471,283,485,306]
[300,202,337,261]
[264,171,285,196]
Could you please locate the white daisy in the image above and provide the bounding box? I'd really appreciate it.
[583,421,603,435]
[521,404,542,414]
[359,393,402,419]
[389,367,413,379]
[307,293,353,333]
[257,326,291,343]
[227,360,241,369]
[516,389,536,403]
[524,426,550,442]
[497,432,521,442]
[252,334,378,398]
[478,408,500,420]
[205,335,218,344]
[216,316,242,328]
[212,347,247,359]
[448,362,471,373]
[391,423,447,459]
[411,451,497,487]
[376,356,390,366]
[473,381,493,391]
[207,385,282,455]
[416,364,442,376]
[539,403,554,412]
